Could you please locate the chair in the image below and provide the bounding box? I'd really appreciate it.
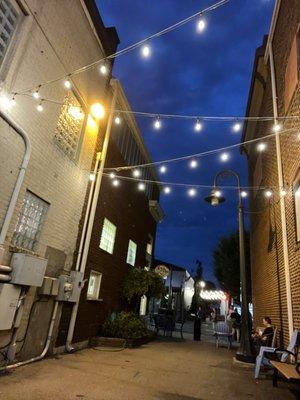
[214,322,233,349]
[254,329,299,379]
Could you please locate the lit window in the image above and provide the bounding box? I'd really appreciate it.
[99,218,116,254]
[54,93,85,160]
[126,240,137,266]
[294,185,300,242]
[0,0,22,65]
[12,190,49,251]
[146,236,153,256]
[87,270,102,300]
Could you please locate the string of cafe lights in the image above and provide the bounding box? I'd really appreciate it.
[8,0,229,101]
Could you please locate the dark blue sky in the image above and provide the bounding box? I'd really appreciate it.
[98,0,274,281]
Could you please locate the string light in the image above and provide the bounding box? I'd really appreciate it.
[194,119,203,132]
[33,89,40,99]
[37,102,43,112]
[197,16,206,32]
[99,63,108,75]
[109,172,116,179]
[220,152,229,162]
[112,179,120,187]
[188,188,197,197]
[257,142,267,152]
[159,165,167,174]
[214,189,222,198]
[141,44,151,58]
[133,169,141,178]
[114,115,121,125]
[163,186,171,194]
[64,78,72,89]
[272,123,282,133]
[138,182,146,191]
[10,96,16,106]
[89,173,96,181]
[280,189,287,197]
[153,117,161,130]
[232,121,242,133]
[189,159,198,169]
[90,103,105,119]
[241,191,248,198]
[265,189,273,198]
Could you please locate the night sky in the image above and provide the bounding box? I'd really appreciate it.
[97,0,274,281]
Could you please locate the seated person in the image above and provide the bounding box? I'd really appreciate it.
[252,317,274,348]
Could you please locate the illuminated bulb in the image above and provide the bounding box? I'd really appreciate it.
[280,189,287,197]
[153,117,161,130]
[141,44,151,58]
[100,64,108,75]
[160,165,167,174]
[232,122,242,132]
[109,172,116,179]
[90,103,105,119]
[188,188,197,197]
[273,123,282,132]
[37,102,43,112]
[241,191,248,198]
[138,182,146,191]
[0,95,11,109]
[114,115,121,125]
[133,169,141,178]
[33,89,40,99]
[197,17,206,32]
[214,190,222,198]
[164,186,171,194]
[265,190,273,198]
[10,96,16,106]
[89,173,96,182]
[64,79,72,89]
[194,119,203,132]
[189,159,198,169]
[112,179,120,187]
[257,142,267,152]
[220,152,229,162]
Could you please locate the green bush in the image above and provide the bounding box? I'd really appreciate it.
[101,312,149,339]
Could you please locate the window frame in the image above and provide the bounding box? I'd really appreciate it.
[126,239,137,266]
[87,270,102,301]
[99,218,117,254]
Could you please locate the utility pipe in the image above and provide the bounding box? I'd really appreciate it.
[268,44,293,338]
[0,301,59,371]
[66,79,118,352]
[0,110,31,261]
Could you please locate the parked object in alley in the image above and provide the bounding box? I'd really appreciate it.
[214,321,233,349]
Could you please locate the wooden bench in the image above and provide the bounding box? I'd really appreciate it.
[270,361,300,387]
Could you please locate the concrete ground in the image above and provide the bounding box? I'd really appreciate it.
[0,331,294,400]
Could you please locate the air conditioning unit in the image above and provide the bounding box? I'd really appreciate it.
[10,253,47,287]
[149,200,164,222]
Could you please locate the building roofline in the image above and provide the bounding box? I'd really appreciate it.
[264,0,281,63]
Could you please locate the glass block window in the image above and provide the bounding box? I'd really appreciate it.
[12,190,49,251]
[54,92,85,160]
[0,0,21,65]
[99,218,116,254]
[126,239,137,266]
[87,270,102,300]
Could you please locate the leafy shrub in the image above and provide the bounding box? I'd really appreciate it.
[101,312,149,339]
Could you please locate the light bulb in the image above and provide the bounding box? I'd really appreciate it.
[33,90,40,99]
[280,189,287,196]
[257,142,267,152]
[164,186,171,194]
[220,152,229,162]
[64,79,72,89]
[273,123,282,133]
[100,64,108,75]
[194,119,203,132]
[188,188,197,197]
[133,169,141,178]
[265,190,273,198]
[160,165,167,174]
[138,182,146,191]
[189,159,198,169]
[90,103,105,119]
[241,191,248,198]
[89,173,96,181]
[232,122,242,132]
[114,115,121,125]
[37,103,43,112]
[112,179,120,187]
[10,97,16,106]
[214,190,222,198]
[197,17,206,32]
[141,44,151,58]
[153,117,161,130]
[109,172,116,179]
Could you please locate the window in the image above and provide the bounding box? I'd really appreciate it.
[294,184,300,242]
[99,218,116,254]
[12,190,49,251]
[54,92,85,160]
[87,270,102,300]
[285,30,300,110]
[0,0,21,66]
[126,240,137,266]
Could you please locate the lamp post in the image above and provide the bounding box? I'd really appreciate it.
[204,170,254,363]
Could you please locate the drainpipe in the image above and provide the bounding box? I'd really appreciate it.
[268,43,293,339]
[0,110,31,264]
[0,301,59,371]
[65,78,118,351]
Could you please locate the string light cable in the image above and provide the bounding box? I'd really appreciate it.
[12,0,229,97]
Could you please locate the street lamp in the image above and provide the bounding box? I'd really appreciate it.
[204,170,254,363]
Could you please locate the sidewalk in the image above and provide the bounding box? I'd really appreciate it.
[0,333,294,400]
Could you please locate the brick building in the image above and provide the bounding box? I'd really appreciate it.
[0,0,118,360]
[242,0,300,344]
[56,81,163,348]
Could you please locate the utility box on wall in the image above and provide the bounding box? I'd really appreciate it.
[0,284,21,330]
[10,253,47,287]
